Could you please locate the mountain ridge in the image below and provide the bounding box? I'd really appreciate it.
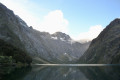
[0,3,90,63]
[79,18,120,64]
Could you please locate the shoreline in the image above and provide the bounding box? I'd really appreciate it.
[32,64,120,66]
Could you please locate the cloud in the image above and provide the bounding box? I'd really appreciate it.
[73,25,104,41]
[0,0,39,27]
[0,0,69,34]
[0,0,103,40]
[34,10,69,34]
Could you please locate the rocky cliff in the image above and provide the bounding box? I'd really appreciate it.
[79,18,120,64]
[0,3,90,63]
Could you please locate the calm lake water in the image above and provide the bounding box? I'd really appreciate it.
[1,64,120,80]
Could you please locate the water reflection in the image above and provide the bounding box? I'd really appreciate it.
[79,66,120,80]
[1,65,120,80]
[25,66,88,80]
[1,66,32,80]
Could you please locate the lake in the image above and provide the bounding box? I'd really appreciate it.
[1,64,120,80]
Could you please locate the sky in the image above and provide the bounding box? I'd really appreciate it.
[0,0,120,41]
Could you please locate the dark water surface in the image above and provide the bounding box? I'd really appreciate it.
[1,64,120,80]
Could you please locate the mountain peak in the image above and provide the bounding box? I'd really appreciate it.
[95,18,120,41]
[0,3,91,63]
[51,32,71,41]
[109,18,120,26]
[112,18,120,22]
[79,18,120,64]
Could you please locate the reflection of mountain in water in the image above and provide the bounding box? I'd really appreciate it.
[1,65,120,80]
[24,66,88,80]
[1,66,32,80]
[79,66,120,80]
[2,66,118,80]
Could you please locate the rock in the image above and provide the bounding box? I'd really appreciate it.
[0,3,90,63]
[79,18,120,64]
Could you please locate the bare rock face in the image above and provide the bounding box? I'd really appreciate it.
[51,32,71,41]
[0,3,90,63]
[79,18,120,64]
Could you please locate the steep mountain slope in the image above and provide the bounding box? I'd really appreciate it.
[79,18,120,64]
[0,39,32,64]
[0,3,90,63]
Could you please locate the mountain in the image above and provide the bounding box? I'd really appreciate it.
[79,18,120,64]
[51,32,71,41]
[0,39,32,65]
[0,3,90,63]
